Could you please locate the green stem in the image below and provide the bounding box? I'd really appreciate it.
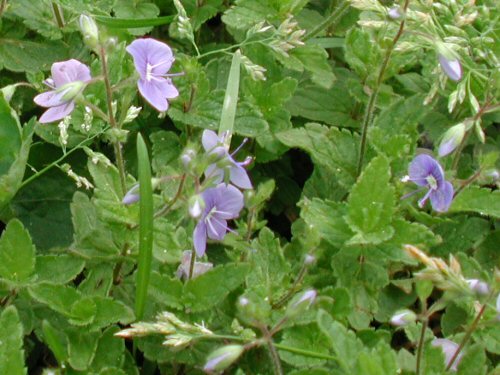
[446,296,490,371]
[273,343,338,361]
[260,326,283,375]
[188,250,196,280]
[415,319,428,375]
[356,0,410,176]
[19,131,105,189]
[304,0,350,41]
[99,45,127,195]
[272,261,309,309]
[51,2,65,28]
[451,130,471,172]
[0,0,8,18]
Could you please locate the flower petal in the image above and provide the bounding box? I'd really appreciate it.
[126,38,174,78]
[429,180,454,212]
[215,184,244,219]
[432,338,462,372]
[193,222,207,257]
[33,90,66,108]
[408,154,444,187]
[205,164,224,184]
[230,165,252,189]
[51,59,91,87]
[138,79,171,112]
[38,101,75,123]
[438,54,462,82]
[202,130,221,152]
[206,216,228,241]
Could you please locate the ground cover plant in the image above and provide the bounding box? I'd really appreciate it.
[0,0,499,374]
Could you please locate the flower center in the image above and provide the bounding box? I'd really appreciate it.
[426,175,438,190]
[146,63,154,82]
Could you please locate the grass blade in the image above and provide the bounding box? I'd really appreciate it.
[135,134,154,320]
[95,15,175,29]
[218,50,241,144]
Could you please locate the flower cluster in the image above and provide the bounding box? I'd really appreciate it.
[192,130,253,257]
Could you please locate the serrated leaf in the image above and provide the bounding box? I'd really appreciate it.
[113,0,160,35]
[67,329,100,371]
[279,324,330,367]
[88,296,135,330]
[8,0,62,39]
[300,199,353,248]
[317,309,365,372]
[290,44,335,89]
[0,306,26,374]
[277,123,359,189]
[42,320,68,364]
[69,297,97,326]
[449,187,500,218]
[148,271,184,310]
[247,227,290,300]
[28,283,81,316]
[0,219,35,283]
[346,156,395,245]
[182,263,250,312]
[344,28,380,81]
[150,131,181,174]
[222,0,277,30]
[35,255,85,284]
[91,326,125,371]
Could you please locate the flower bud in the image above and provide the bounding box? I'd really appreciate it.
[438,123,465,157]
[496,293,500,321]
[436,43,462,82]
[388,7,403,19]
[474,121,485,143]
[286,289,317,318]
[304,254,316,265]
[390,309,417,326]
[203,345,244,372]
[188,195,205,219]
[432,338,463,372]
[180,148,196,169]
[466,279,489,296]
[123,184,140,205]
[1,84,18,102]
[79,15,99,49]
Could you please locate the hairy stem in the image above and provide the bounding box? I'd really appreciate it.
[51,2,65,28]
[188,250,196,280]
[99,45,127,195]
[356,0,410,176]
[415,318,428,375]
[260,326,283,375]
[304,0,350,41]
[272,262,309,309]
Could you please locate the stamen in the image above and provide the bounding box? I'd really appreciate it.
[231,138,249,157]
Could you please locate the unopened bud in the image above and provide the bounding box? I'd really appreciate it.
[466,279,489,296]
[496,293,500,321]
[188,195,205,219]
[474,121,485,143]
[181,148,196,169]
[123,106,141,124]
[79,15,99,49]
[123,184,140,205]
[203,345,244,372]
[437,44,462,82]
[286,289,317,318]
[438,123,466,157]
[1,84,18,102]
[304,254,316,265]
[388,6,403,19]
[390,309,417,326]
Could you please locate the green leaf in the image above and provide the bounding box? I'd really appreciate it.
[88,296,134,331]
[35,255,85,284]
[286,71,358,128]
[0,36,68,73]
[344,28,380,82]
[346,156,395,245]
[135,134,154,320]
[355,342,398,375]
[150,131,181,174]
[0,306,26,375]
[66,329,100,371]
[279,324,330,367]
[246,227,290,300]
[113,0,160,35]
[222,0,277,30]
[277,123,359,189]
[148,271,184,310]
[449,187,500,218]
[183,263,250,312]
[0,219,35,283]
[457,344,486,375]
[0,93,21,176]
[69,297,97,326]
[42,320,68,364]
[8,0,62,39]
[91,326,125,371]
[300,199,353,248]
[290,44,335,89]
[28,283,81,316]
[317,309,365,372]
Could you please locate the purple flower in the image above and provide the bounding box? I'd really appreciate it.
[438,54,462,82]
[122,184,140,205]
[432,338,463,372]
[193,184,244,257]
[407,154,454,212]
[438,123,466,157]
[33,59,91,123]
[202,130,252,190]
[126,38,179,112]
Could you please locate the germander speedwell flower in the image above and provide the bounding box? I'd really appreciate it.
[405,154,454,212]
[202,130,252,190]
[193,183,244,257]
[34,59,91,123]
[126,38,180,112]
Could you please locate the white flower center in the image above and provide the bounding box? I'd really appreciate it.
[146,63,154,82]
[426,175,438,190]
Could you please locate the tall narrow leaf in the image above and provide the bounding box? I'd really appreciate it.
[135,134,154,320]
[219,50,241,144]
